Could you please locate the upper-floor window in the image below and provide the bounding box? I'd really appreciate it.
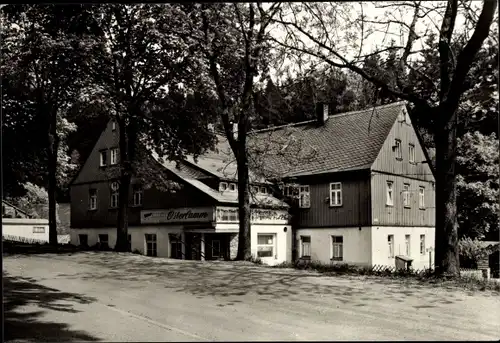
[110,148,119,165]
[89,189,97,210]
[394,139,402,160]
[217,208,239,222]
[110,182,119,208]
[133,187,143,207]
[219,182,228,192]
[330,182,342,206]
[403,183,410,208]
[386,181,394,206]
[284,185,299,197]
[100,150,107,167]
[298,185,310,208]
[408,144,415,163]
[419,186,425,209]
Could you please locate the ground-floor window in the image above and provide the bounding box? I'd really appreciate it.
[388,234,394,258]
[145,233,157,257]
[79,234,88,247]
[257,234,276,258]
[98,234,109,249]
[212,239,221,258]
[169,234,182,259]
[331,236,343,261]
[300,236,311,258]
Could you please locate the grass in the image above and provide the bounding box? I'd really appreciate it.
[272,260,500,293]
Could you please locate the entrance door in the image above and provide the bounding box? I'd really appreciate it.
[185,233,201,260]
[169,234,183,259]
[212,239,221,259]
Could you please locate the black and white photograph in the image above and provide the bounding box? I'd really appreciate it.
[2,1,499,341]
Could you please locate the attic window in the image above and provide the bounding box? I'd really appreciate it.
[219,182,228,192]
[259,186,267,194]
[229,183,237,192]
[394,139,402,160]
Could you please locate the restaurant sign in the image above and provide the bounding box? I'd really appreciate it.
[141,207,214,224]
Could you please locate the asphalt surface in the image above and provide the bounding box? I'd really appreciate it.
[3,252,500,341]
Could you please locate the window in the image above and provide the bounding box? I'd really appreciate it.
[394,139,402,160]
[409,144,415,163]
[169,234,182,259]
[419,186,425,209]
[403,183,410,208]
[145,233,157,257]
[110,148,119,165]
[89,189,97,210]
[212,240,221,258]
[257,234,275,258]
[330,183,342,206]
[284,185,299,198]
[388,235,394,258]
[259,186,267,194]
[110,182,119,208]
[219,182,228,192]
[420,235,425,255]
[98,234,109,249]
[133,187,143,207]
[405,234,411,256]
[217,208,239,222]
[33,226,45,233]
[386,181,394,206]
[112,120,116,131]
[229,183,237,192]
[79,234,88,247]
[331,236,343,261]
[251,186,259,194]
[100,150,107,167]
[299,185,310,208]
[301,236,311,258]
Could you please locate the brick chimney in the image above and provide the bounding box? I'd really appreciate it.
[316,103,329,125]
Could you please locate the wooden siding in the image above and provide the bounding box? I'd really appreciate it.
[70,174,216,228]
[72,120,120,185]
[370,172,435,227]
[297,174,372,228]
[371,108,434,182]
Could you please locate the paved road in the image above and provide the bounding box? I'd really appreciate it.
[4,252,500,341]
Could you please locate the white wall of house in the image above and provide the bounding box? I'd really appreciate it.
[251,224,292,266]
[70,226,184,257]
[370,226,435,270]
[295,227,372,266]
[3,218,49,243]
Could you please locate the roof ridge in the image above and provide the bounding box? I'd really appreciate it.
[249,101,406,135]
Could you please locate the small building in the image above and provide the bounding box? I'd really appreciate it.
[69,101,435,268]
[2,200,49,243]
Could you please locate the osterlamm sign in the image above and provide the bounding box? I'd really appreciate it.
[141,208,211,223]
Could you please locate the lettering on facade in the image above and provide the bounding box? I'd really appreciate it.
[141,208,212,224]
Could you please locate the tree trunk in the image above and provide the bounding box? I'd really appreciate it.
[47,111,59,246]
[115,117,132,252]
[235,137,252,261]
[434,110,460,276]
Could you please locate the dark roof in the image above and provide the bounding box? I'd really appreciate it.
[184,101,405,180]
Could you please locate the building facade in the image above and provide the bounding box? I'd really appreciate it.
[69,101,435,269]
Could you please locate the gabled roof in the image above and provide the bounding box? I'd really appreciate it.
[151,154,288,208]
[184,101,405,180]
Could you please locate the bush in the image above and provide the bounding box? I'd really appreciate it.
[132,249,142,255]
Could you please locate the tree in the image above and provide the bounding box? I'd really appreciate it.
[82,4,216,251]
[1,5,95,245]
[176,3,285,260]
[272,0,498,276]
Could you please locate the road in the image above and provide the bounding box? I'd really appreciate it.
[4,252,500,341]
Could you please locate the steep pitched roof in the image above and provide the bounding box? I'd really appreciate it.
[151,155,288,208]
[185,101,405,180]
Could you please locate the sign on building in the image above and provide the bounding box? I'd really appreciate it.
[141,207,214,224]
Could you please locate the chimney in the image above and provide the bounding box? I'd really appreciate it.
[316,103,329,125]
[232,122,238,140]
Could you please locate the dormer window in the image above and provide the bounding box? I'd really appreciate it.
[229,183,237,192]
[100,150,107,167]
[219,182,228,192]
[259,186,267,194]
[251,186,259,194]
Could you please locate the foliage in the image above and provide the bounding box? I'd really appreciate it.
[5,182,60,223]
[458,237,497,265]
